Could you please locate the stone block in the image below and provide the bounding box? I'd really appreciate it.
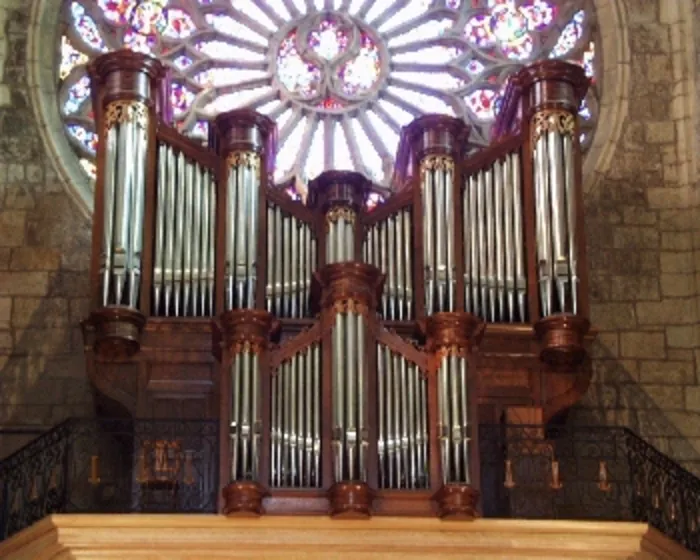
[10,247,61,271]
[0,271,48,296]
[639,361,694,384]
[660,251,694,273]
[622,206,657,226]
[590,302,637,329]
[668,438,700,462]
[0,210,26,247]
[645,121,675,143]
[666,325,697,348]
[610,276,659,301]
[666,412,700,437]
[0,248,9,269]
[660,273,694,297]
[636,297,696,325]
[11,297,69,328]
[47,271,90,297]
[592,359,638,384]
[0,297,10,329]
[612,226,659,249]
[12,328,72,355]
[686,387,700,411]
[590,333,619,359]
[621,332,665,359]
[661,231,693,251]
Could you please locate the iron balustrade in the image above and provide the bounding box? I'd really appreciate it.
[1,419,699,556]
[0,418,219,541]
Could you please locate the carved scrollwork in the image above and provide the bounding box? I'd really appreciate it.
[420,155,455,174]
[531,109,576,144]
[104,100,148,132]
[325,206,356,226]
[332,298,369,317]
[226,150,261,170]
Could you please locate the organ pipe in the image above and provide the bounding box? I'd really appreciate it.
[100,100,149,309]
[531,110,579,317]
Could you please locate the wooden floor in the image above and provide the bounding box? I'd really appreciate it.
[0,515,695,559]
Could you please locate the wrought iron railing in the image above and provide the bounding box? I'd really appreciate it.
[1,420,699,555]
[0,418,219,541]
[479,424,700,555]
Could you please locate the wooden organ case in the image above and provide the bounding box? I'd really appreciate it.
[81,50,595,519]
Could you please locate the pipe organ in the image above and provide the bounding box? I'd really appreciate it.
[82,51,595,519]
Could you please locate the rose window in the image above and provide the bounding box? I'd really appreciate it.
[59,0,599,188]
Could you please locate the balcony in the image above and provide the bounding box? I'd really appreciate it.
[0,419,698,558]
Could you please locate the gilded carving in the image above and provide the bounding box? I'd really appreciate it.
[420,155,455,174]
[104,100,148,132]
[227,151,261,170]
[326,206,356,226]
[332,298,369,317]
[531,109,576,143]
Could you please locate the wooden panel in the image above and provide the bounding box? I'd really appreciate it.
[0,515,694,560]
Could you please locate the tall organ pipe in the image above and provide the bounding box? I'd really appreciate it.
[100,100,149,309]
[531,110,579,317]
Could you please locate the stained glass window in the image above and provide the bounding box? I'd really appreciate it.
[59,0,599,185]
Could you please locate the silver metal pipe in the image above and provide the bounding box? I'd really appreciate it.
[449,352,461,482]
[283,360,291,486]
[173,153,186,316]
[494,160,505,321]
[387,214,396,320]
[296,352,305,485]
[379,222,388,317]
[392,353,402,487]
[563,134,578,314]
[503,156,515,322]
[548,129,568,312]
[403,211,413,319]
[445,166,455,312]
[231,356,241,480]
[438,354,449,484]
[191,166,203,316]
[101,126,117,306]
[207,174,216,315]
[534,136,553,316]
[304,348,313,486]
[251,352,260,479]
[275,369,283,487]
[290,221,299,318]
[459,357,470,484]
[283,215,292,317]
[274,207,283,315]
[163,147,176,316]
[271,367,278,487]
[297,223,306,318]
[129,121,147,309]
[385,347,394,488]
[112,120,134,306]
[407,363,416,489]
[247,164,259,309]
[182,161,194,315]
[357,314,366,482]
[241,350,252,478]
[423,166,435,316]
[312,343,321,487]
[333,312,344,481]
[435,166,446,312]
[512,152,526,321]
[266,206,274,313]
[469,176,479,317]
[418,374,427,487]
[199,171,209,316]
[396,214,405,321]
[476,172,487,319]
[225,163,236,310]
[377,344,385,488]
[484,168,496,322]
[346,312,357,481]
[462,178,470,314]
[153,143,166,315]
[399,358,409,488]
[290,354,298,485]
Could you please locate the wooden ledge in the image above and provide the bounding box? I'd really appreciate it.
[0,515,694,559]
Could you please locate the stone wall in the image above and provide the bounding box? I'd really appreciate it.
[571,0,700,475]
[1,0,700,477]
[0,0,94,459]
